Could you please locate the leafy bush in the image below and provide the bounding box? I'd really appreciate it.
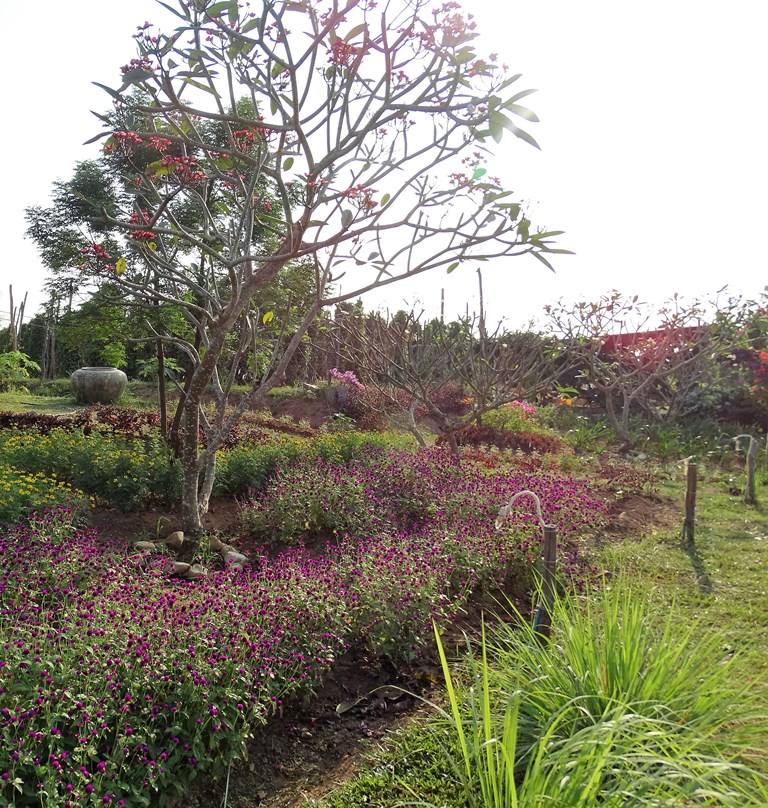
[0,405,160,440]
[0,411,63,433]
[438,424,565,454]
[214,430,401,496]
[480,400,538,433]
[0,351,39,392]
[339,385,389,430]
[240,458,388,540]
[28,377,75,398]
[429,381,468,415]
[70,405,160,439]
[213,439,305,495]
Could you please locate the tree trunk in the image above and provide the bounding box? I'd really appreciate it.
[405,403,427,448]
[604,390,632,450]
[441,421,461,462]
[198,450,218,517]
[157,339,168,437]
[177,400,203,562]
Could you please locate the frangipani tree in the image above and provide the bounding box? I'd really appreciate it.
[545,292,732,449]
[55,0,565,550]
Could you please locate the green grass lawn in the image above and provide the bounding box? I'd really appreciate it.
[0,390,79,414]
[604,474,768,681]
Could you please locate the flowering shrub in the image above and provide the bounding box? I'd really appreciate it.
[480,400,538,433]
[0,466,91,526]
[328,367,365,391]
[0,510,347,807]
[0,429,180,511]
[241,447,607,557]
[0,443,610,805]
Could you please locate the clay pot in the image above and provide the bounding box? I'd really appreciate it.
[70,367,128,404]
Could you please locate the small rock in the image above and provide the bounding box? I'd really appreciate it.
[163,531,184,551]
[225,550,248,566]
[208,534,226,552]
[171,561,191,576]
[135,541,157,552]
[186,564,207,581]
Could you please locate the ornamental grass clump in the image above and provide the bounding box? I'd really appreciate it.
[431,582,767,807]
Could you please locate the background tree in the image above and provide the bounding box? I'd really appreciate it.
[338,280,571,455]
[28,0,565,551]
[545,291,734,449]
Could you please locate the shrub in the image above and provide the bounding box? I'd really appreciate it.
[437,424,565,454]
[29,377,75,398]
[70,405,160,439]
[214,431,400,497]
[0,405,161,440]
[480,400,538,433]
[240,458,389,541]
[0,411,63,433]
[429,381,468,415]
[339,385,388,430]
[214,439,305,495]
[0,514,348,807]
[0,351,39,392]
[241,447,608,587]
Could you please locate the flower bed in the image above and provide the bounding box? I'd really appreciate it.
[0,449,609,806]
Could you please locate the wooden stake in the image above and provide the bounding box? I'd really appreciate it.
[734,435,758,505]
[683,462,697,545]
[536,525,557,640]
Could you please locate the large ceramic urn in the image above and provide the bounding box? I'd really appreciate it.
[70,367,128,404]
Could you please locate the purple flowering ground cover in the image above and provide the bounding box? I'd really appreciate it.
[0,448,609,807]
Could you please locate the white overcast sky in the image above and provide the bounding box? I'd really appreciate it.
[1,0,766,329]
